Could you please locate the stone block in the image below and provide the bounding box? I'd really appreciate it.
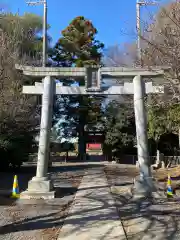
[19,177,55,200]
[20,190,55,200]
[132,176,157,199]
[27,178,53,192]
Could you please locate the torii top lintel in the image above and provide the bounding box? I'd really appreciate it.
[15,64,168,78]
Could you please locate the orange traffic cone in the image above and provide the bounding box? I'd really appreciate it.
[167,174,173,197]
[11,175,20,198]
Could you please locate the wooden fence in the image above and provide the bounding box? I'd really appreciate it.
[116,155,180,165]
[29,153,180,165]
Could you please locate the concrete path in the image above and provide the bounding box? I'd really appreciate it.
[58,167,126,240]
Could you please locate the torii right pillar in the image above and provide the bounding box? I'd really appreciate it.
[133,74,160,198]
[101,66,166,197]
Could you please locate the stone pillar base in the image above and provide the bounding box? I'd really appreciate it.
[20,177,55,200]
[132,176,157,199]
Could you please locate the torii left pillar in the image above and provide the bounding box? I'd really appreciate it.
[21,75,55,199]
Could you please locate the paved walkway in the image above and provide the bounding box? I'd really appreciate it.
[58,167,126,240]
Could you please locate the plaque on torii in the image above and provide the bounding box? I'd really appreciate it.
[15,64,166,199]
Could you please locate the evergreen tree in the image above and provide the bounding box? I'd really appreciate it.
[51,16,104,160]
[103,100,136,159]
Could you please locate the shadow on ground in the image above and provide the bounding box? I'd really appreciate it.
[105,165,180,240]
[116,195,180,240]
[0,164,87,239]
[1,182,179,239]
[0,164,83,205]
[0,163,98,194]
[0,165,180,240]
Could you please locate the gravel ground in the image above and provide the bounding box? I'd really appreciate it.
[105,165,180,240]
[0,165,86,240]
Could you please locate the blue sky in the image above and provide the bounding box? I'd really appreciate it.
[2,0,170,48]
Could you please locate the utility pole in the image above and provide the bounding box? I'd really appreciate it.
[136,0,158,66]
[26,0,47,67]
[136,0,142,65]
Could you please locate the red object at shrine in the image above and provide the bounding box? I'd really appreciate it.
[86,143,102,150]
[86,131,104,151]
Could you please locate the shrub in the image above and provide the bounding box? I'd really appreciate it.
[0,132,34,170]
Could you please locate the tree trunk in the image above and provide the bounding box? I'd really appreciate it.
[77,95,88,161]
[78,118,86,161]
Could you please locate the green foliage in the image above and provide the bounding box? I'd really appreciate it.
[0,132,35,169]
[167,104,180,132]
[148,105,167,141]
[147,103,180,142]
[103,100,136,156]
[0,12,47,170]
[51,16,104,67]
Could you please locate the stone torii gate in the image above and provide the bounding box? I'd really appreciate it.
[15,65,165,199]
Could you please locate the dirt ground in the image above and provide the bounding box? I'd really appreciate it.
[153,166,180,192]
[0,165,85,240]
[105,164,180,240]
[105,164,180,191]
[0,163,179,240]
